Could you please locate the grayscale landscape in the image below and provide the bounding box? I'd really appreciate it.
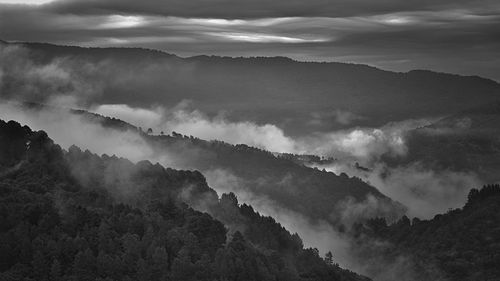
[1,1,499,280]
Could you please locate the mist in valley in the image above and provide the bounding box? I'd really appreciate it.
[0,97,483,280]
[1,40,498,281]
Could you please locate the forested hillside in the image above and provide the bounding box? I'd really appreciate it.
[66,107,404,226]
[353,184,500,281]
[385,102,500,183]
[0,119,368,281]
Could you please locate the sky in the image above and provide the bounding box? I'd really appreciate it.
[0,0,500,80]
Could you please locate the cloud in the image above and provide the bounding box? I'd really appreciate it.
[326,128,405,159]
[0,0,54,4]
[310,109,365,126]
[90,103,435,162]
[0,102,156,162]
[40,0,500,19]
[299,118,433,164]
[2,3,500,80]
[203,168,429,280]
[203,169,352,264]
[0,44,104,106]
[97,15,146,29]
[93,103,298,153]
[367,163,481,218]
[92,104,165,130]
[206,32,329,43]
[317,161,482,219]
[334,194,403,227]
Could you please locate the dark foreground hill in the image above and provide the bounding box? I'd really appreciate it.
[353,184,500,281]
[2,40,500,134]
[0,119,368,281]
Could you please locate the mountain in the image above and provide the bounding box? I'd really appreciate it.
[2,41,500,135]
[0,119,369,281]
[385,102,500,183]
[60,105,405,226]
[353,184,500,281]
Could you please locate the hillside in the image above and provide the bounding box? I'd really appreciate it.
[2,41,500,134]
[353,184,500,281]
[385,102,500,182]
[62,106,405,226]
[0,119,369,281]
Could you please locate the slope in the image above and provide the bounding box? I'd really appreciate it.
[386,102,500,182]
[354,184,500,281]
[0,119,369,281]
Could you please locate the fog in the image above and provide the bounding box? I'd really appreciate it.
[0,102,156,162]
[88,103,480,219]
[0,43,483,280]
[203,168,435,280]
[0,44,105,106]
[315,161,481,219]
[92,103,297,153]
[91,103,435,164]
[0,99,464,280]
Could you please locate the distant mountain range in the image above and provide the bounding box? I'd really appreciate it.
[2,40,499,135]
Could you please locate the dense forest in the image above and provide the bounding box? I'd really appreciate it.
[0,119,368,281]
[352,184,500,281]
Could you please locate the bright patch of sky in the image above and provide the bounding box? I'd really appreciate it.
[0,0,54,4]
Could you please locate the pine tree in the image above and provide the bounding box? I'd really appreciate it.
[324,251,333,265]
[32,250,48,281]
[50,259,61,281]
[136,258,150,281]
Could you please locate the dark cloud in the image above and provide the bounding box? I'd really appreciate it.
[42,0,500,19]
[1,0,500,80]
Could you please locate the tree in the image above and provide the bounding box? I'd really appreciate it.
[97,250,118,278]
[136,258,150,281]
[98,222,113,254]
[32,250,48,281]
[324,251,333,265]
[72,249,96,281]
[50,259,61,281]
[151,246,169,280]
[171,248,195,281]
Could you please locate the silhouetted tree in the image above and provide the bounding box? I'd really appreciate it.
[325,251,333,265]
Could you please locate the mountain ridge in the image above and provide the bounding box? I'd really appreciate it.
[0,39,500,84]
[2,40,497,84]
[2,40,499,135]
